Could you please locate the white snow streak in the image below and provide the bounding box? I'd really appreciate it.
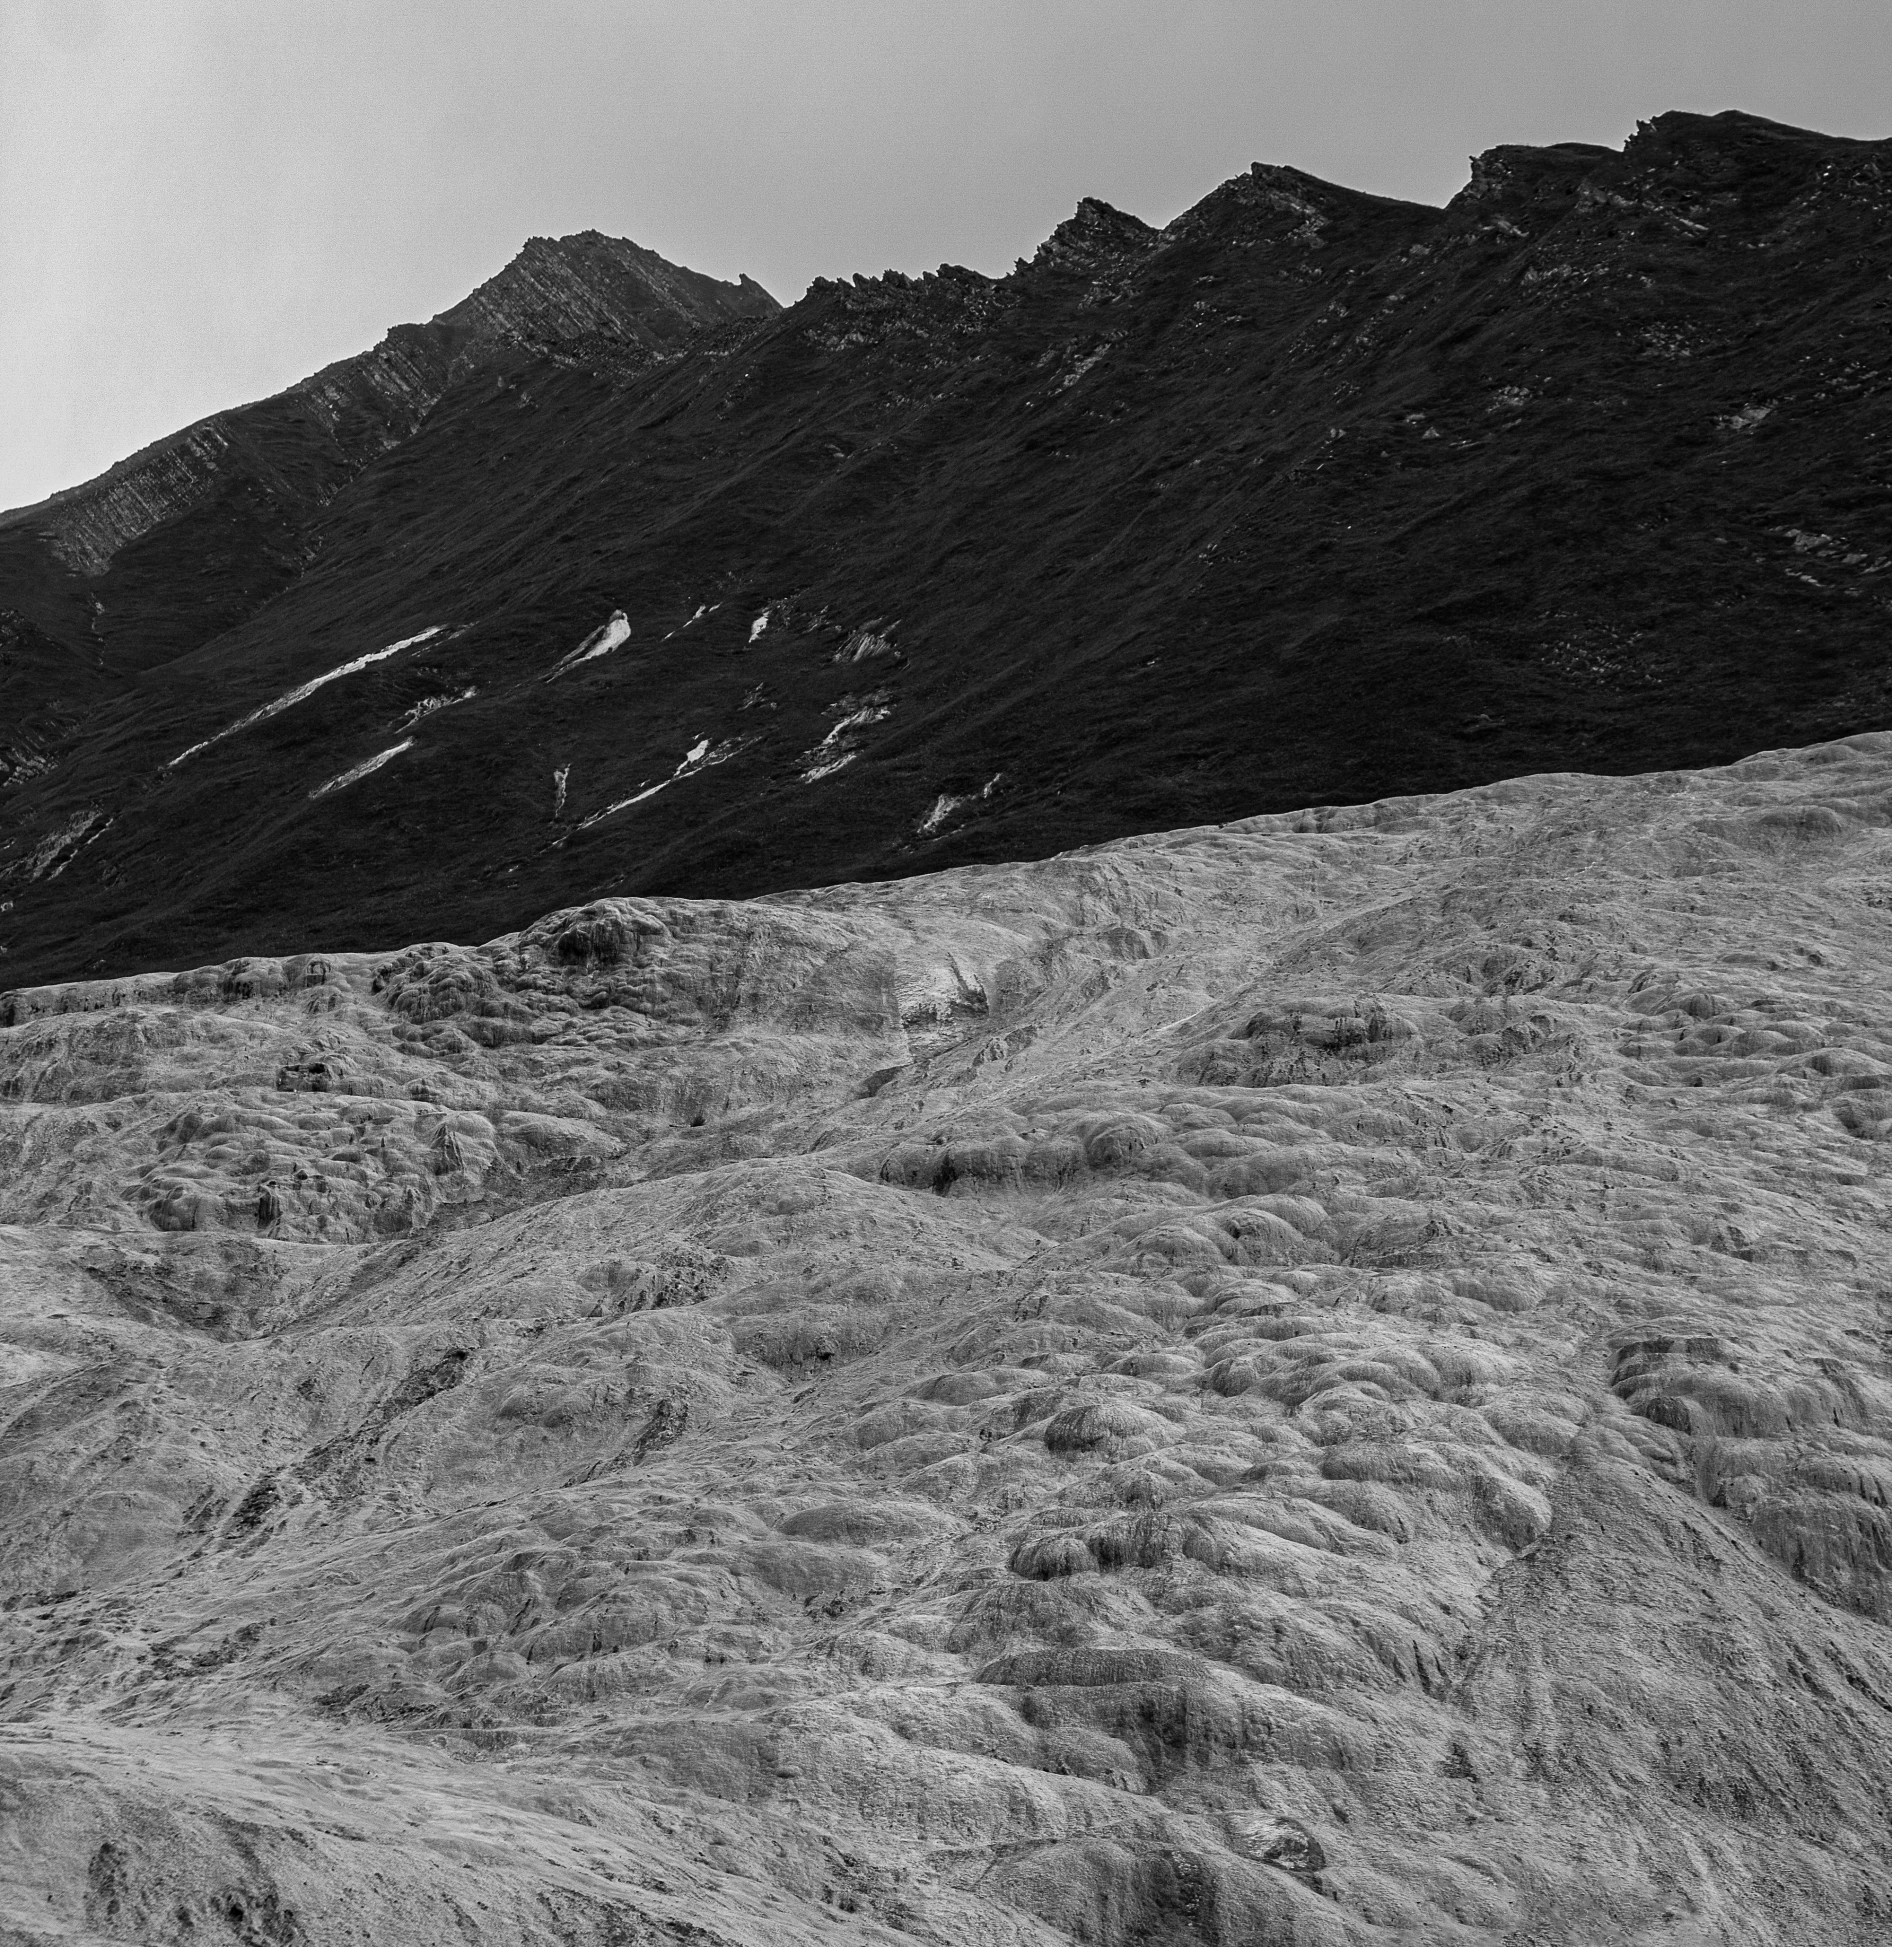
[168,627,442,768]
[569,735,755,835]
[396,686,477,731]
[545,610,631,681]
[309,739,414,800]
[918,773,1003,834]
[834,628,897,665]
[799,702,890,784]
[919,792,967,836]
[823,705,892,743]
[28,809,110,881]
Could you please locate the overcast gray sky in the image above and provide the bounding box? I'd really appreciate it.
[3,0,1888,514]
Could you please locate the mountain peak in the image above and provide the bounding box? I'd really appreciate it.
[0,232,779,576]
[1449,108,1892,225]
[1162,157,1440,251]
[435,230,779,358]
[1032,197,1158,272]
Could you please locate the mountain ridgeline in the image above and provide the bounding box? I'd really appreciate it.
[2,109,1889,986]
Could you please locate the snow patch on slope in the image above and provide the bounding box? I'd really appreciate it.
[545,611,630,681]
[397,687,477,732]
[834,626,899,665]
[666,603,721,642]
[168,628,442,768]
[918,793,967,836]
[310,740,415,800]
[568,736,755,835]
[23,810,110,881]
[800,695,891,784]
[917,772,1005,836]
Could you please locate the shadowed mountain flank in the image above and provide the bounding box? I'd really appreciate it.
[1,108,1889,988]
[2,733,1892,1943]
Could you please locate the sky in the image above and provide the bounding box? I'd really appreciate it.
[3,0,1889,514]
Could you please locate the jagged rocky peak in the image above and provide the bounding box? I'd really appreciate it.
[1450,109,1891,232]
[1163,156,1441,251]
[1032,196,1158,271]
[806,262,993,298]
[798,259,1006,354]
[1619,107,1892,234]
[435,229,780,357]
[1449,140,1612,214]
[1622,105,1875,179]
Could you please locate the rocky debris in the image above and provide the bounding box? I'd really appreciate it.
[3,734,1892,1941]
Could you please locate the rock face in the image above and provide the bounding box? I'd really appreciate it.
[3,108,1891,988]
[4,733,1892,1944]
[437,231,780,369]
[2,232,778,583]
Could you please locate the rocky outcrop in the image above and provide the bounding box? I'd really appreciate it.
[439,229,778,364]
[4,734,1892,1942]
[1030,196,1159,271]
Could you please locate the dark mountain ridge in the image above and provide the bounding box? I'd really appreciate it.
[0,231,778,625]
[1,108,1888,987]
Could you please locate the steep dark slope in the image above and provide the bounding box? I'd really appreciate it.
[2,109,1889,985]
